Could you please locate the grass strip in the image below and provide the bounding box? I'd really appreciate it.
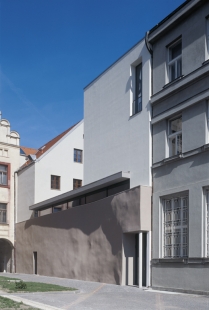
[0,276,76,293]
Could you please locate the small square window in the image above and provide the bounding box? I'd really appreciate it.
[0,164,8,186]
[74,149,82,163]
[132,63,142,115]
[53,207,62,213]
[168,116,182,157]
[51,175,60,190]
[73,179,82,190]
[168,40,182,82]
[0,203,7,223]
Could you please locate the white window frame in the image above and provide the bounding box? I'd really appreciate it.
[204,187,209,257]
[162,196,188,258]
[167,39,182,83]
[167,115,182,157]
[0,203,7,223]
[206,17,209,60]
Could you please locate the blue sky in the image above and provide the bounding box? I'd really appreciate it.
[0,0,185,148]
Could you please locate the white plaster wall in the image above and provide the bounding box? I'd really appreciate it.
[84,40,151,188]
[17,121,84,222]
[34,121,83,203]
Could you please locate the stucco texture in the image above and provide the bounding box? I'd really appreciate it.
[15,186,148,285]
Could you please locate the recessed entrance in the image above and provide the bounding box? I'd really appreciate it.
[33,252,37,275]
[123,232,150,287]
[0,239,13,273]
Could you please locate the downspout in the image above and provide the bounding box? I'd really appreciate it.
[14,170,18,273]
[145,30,153,288]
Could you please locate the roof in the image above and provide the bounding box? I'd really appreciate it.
[30,171,130,211]
[20,146,38,156]
[19,123,78,171]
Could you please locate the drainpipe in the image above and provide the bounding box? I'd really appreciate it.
[14,170,18,273]
[145,30,153,288]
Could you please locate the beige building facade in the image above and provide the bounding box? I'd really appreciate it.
[0,117,20,272]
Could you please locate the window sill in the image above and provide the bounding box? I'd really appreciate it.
[129,111,142,120]
[152,143,209,168]
[0,223,9,226]
[152,258,209,265]
[202,59,209,66]
[163,75,184,89]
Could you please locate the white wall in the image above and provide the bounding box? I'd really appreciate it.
[84,40,151,188]
[17,121,84,222]
[34,121,84,203]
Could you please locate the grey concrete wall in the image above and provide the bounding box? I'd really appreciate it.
[152,1,209,94]
[16,186,151,285]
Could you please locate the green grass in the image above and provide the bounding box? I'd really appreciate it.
[0,276,76,293]
[0,296,38,309]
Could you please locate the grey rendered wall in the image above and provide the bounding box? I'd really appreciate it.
[152,101,208,164]
[153,151,209,258]
[16,186,151,284]
[152,263,209,293]
[84,40,151,189]
[152,1,209,94]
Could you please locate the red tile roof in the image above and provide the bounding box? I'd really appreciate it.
[20,146,38,156]
[19,123,78,170]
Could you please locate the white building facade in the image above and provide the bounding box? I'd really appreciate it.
[84,38,152,287]
[17,120,84,223]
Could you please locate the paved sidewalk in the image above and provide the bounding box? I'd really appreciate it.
[1,273,209,310]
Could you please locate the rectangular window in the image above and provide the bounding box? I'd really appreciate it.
[205,188,209,257]
[53,207,62,213]
[0,165,8,186]
[0,203,7,223]
[168,39,182,82]
[132,63,142,115]
[74,149,82,163]
[73,179,82,190]
[206,17,209,59]
[51,175,60,190]
[163,196,188,258]
[168,116,182,157]
[34,210,39,218]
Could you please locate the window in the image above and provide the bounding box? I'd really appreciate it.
[132,63,142,115]
[73,179,82,190]
[0,165,8,185]
[0,203,7,223]
[205,188,209,257]
[206,17,209,59]
[168,116,182,157]
[51,175,60,190]
[74,149,82,163]
[168,39,182,82]
[34,210,39,218]
[53,207,62,213]
[163,196,188,258]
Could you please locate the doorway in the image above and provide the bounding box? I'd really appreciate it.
[33,252,37,275]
